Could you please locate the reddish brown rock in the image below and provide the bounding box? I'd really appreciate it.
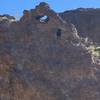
[0,2,100,100]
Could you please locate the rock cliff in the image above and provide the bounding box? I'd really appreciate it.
[60,8,100,43]
[0,2,100,100]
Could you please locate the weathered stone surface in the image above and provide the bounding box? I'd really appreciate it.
[0,2,100,100]
[60,8,100,43]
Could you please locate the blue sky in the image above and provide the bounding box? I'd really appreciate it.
[0,0,100,19]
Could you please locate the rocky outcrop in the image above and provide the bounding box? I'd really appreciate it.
[0,2,100,100]
[60,8,100,43]
[0,15,15,32]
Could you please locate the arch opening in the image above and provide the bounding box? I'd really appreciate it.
[35,15,49,23]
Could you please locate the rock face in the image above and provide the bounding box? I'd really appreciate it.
[0,2,100,100]
[0,15,15,32]
[60,8,100,43]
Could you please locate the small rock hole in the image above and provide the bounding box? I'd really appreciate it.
[36,15,49,23]
[56,29,62,39]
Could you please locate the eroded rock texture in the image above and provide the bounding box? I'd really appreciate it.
[0,2,100,100]
[60,8,100,43]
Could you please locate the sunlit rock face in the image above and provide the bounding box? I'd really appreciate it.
[60,8,100,43]
[0,2,100,100]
